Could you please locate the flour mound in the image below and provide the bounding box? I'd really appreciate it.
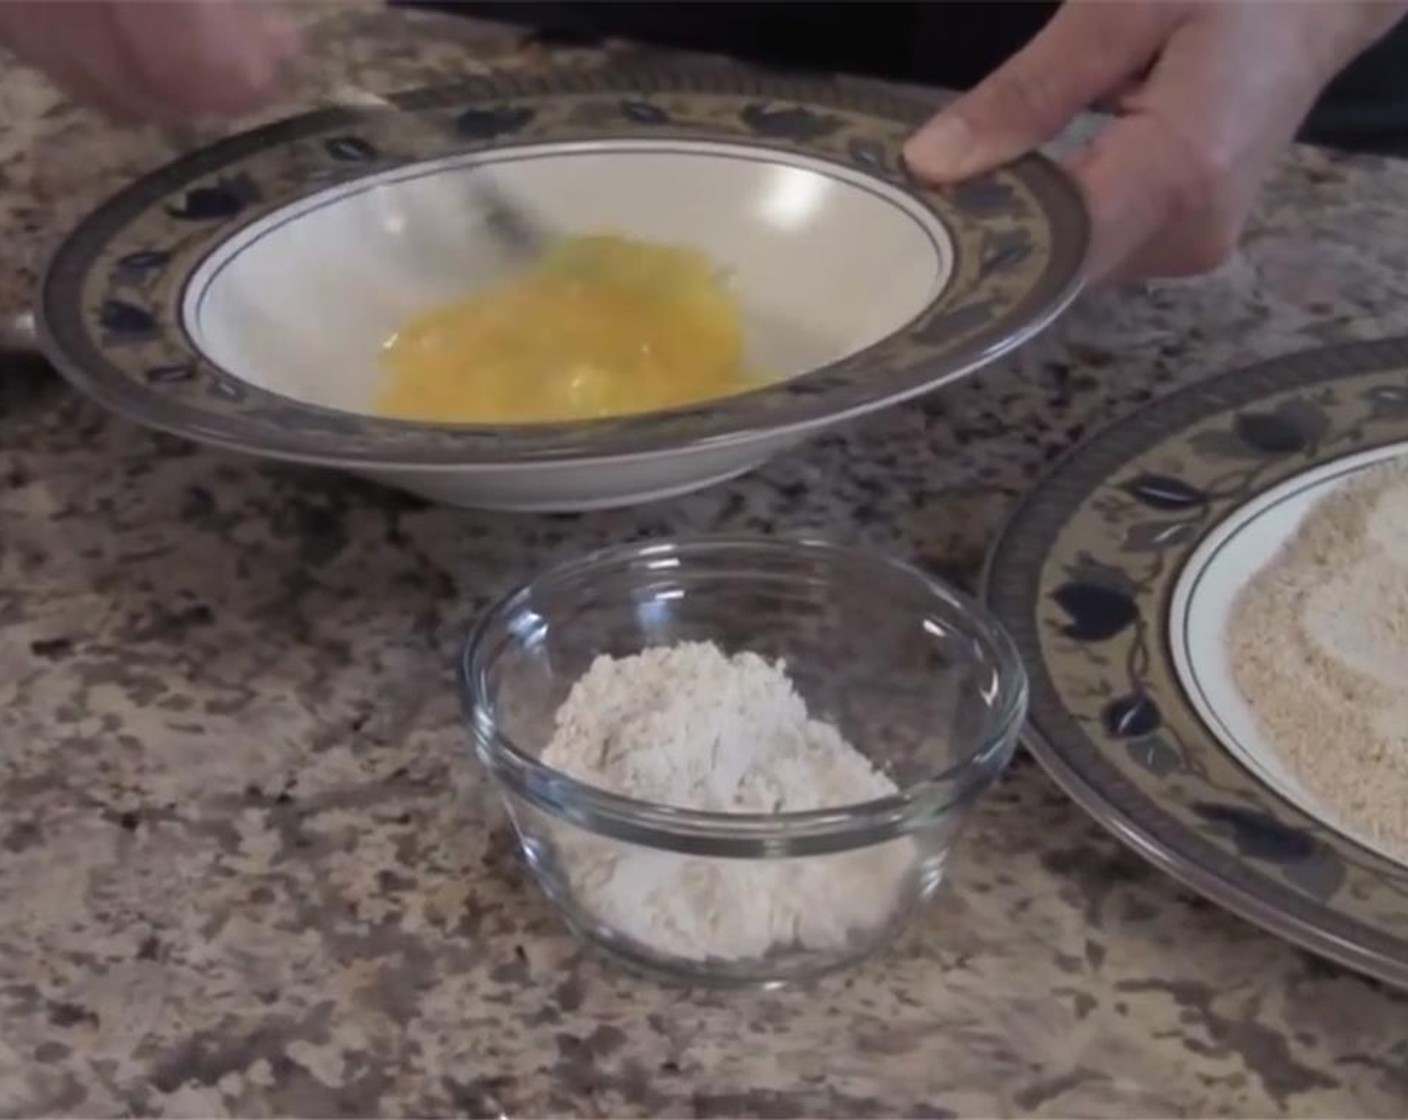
[1228,458,1408,859]
[540,642,915,961]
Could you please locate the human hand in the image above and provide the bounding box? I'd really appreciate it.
[904,0,1408,284]
[0,0,296,123]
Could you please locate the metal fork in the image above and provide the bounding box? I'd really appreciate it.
[328,84,549,260]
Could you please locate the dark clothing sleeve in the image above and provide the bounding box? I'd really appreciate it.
[410,0,1055,87]
[407,1,1408,156]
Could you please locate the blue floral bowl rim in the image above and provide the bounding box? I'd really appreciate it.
[36,67,1089,469]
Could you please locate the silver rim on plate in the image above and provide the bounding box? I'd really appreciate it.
[37,68,1087,469]
[984,337,1408,988]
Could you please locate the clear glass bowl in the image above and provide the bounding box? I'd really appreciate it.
[461,536,1027,986]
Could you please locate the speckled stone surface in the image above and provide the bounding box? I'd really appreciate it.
[4,4,1408,1117]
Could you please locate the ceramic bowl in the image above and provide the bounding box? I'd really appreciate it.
[39,71,1087,511]
[461,536,1028,984]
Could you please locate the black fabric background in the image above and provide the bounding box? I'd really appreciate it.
[401,1,1408,156]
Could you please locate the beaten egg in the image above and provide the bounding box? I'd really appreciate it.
[377,234,760,424]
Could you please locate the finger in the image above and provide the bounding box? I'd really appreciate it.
[1103,218,1235,286]
[1074,10,1314,283]
[1065,110,1221,282]
[1103,153,1260,286]
[0,0,290,122]
[0,1,180,120]
[110,0,297,117]
[1091,69,1151,115]
[904,0,1178,182]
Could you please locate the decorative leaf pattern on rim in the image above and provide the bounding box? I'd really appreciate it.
[38,68,1086,467]
[985,338,1408,988]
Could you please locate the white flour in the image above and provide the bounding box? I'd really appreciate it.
[1228,459,1408,861]
[540,642,914,961]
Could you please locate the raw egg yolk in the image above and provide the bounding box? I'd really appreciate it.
[377,234,759,424]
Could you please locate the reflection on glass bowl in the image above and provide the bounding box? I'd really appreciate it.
[461,535,1028,986]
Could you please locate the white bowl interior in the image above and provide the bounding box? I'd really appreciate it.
[183,139,952,414]
[1170,442,1408,866]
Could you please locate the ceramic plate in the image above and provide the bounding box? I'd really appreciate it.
[37,69,1086,475]
[985,338,1408,987]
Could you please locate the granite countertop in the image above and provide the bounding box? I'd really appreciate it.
[5,4,1408,1117]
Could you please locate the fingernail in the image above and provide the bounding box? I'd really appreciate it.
[905,114,975,181]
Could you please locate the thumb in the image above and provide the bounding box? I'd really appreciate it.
[904,2,1177,182]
